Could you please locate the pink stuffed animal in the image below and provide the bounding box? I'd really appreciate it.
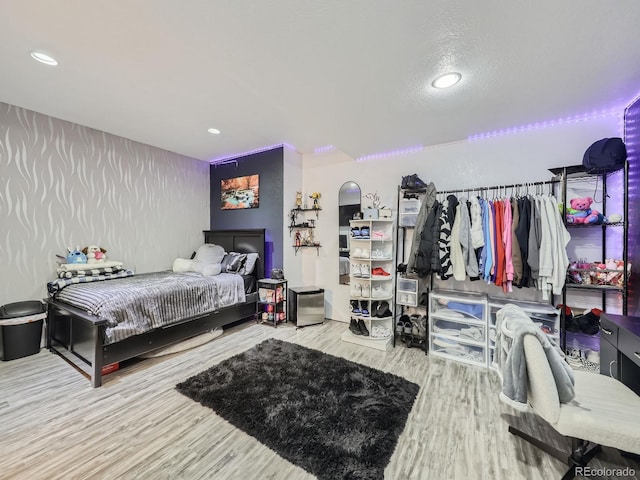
[566,197,603,224]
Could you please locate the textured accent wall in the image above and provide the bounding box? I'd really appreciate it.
[624,97,639,315]
[0,102,210,305]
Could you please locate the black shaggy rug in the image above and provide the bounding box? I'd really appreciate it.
[176,338,420,480]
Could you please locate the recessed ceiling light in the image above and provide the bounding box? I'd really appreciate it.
[30,51,58,66]
[207,128,221,135]
[431,72,461,89]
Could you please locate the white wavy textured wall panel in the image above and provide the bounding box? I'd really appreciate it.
[0,103,210,305]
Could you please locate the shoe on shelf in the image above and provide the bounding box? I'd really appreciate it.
[361,283,371,298]
[403,319,413,334]
[371,267,390,276]
[359,248,370,259]
[350,300,361,315]
[371,248,388,259]
[351,283,362,297]
[360,226,370,239]
[350,227,361,238]
[360,263,371,278]
[372,230,391,240]
[357,319,370,336]
[370,301,379,314]
[371,285,387,298]
[401,173,428,191]
[375,300,392,318]
[396,316,407,335]
[360,300,370,317]
[351,263,362,277]
[349,317,362,335]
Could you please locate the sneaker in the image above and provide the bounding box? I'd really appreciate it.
[372,230,391,240]
[350,227,361,238]
[361,283,371,298]
[360,226,370,239]
[351,283,362,297]
[359,248,370,259]
[371,267,390,276]
[350,300,361,315]
[360,263,371,277]
[351,263,362,277]
[370,325,391,339]
[357,319,370,336]
[371,285,386,298]
[374,300,392,318]
[396,316,408,334]
[360,300,370,316]
[349,317,362,335]
[371,249,388,259]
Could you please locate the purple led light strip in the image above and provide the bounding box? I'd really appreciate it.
[468,108,624,141]
[209,142,296,164]
[355,145,424,163]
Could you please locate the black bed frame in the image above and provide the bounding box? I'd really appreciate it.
[45,229,265,387]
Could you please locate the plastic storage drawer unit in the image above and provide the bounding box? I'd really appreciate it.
[0,301,46,361]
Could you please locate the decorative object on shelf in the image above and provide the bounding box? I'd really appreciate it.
[271,268,284,280]
[363,192,382,219]
[295,190,303,208]
[294,231,301,247]
[309,192,322,209]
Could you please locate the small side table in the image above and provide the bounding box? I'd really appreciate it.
[257,279,288,327]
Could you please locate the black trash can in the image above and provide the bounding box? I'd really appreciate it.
[0,301,46,361]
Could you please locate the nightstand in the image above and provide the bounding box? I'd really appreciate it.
[257,279,288,327]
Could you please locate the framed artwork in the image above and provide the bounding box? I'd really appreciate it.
[221,174,260,210]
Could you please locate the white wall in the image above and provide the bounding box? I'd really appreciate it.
[0,103,210,306]
[283,148,303,287]
[302,114,624,321]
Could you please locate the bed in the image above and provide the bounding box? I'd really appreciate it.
[45,229,265,387]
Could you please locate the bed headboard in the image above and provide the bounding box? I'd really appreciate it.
[203,229,266,279]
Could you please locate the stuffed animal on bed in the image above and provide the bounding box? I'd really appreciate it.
[172,244,226,276]
[565,197,605,225]
[82,245,108,264]
[66,248,87,264]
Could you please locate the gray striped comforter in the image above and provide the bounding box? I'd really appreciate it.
[54,271,246,344]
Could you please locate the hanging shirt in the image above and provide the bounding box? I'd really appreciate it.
[511,197,523,286]
[502,197,514,293]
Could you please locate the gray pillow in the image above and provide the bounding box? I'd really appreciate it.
[221,252,247,273]
[239,253,259,275]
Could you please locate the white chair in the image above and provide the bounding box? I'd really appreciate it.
[507,331,640,479]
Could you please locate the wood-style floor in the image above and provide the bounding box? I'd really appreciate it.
[1,319,638,480]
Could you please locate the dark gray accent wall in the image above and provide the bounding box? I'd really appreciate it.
[624,99,639,315]
[210,147,284,275]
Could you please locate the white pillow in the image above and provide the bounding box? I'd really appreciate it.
[194,244,226,264]
[194,262,222,277]
[172,258,194,273]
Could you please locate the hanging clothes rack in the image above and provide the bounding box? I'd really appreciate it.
[437,179,559,196]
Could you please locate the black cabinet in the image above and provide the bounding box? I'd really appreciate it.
[599,313,640,395]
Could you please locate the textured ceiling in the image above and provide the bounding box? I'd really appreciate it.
[1,1,639,162]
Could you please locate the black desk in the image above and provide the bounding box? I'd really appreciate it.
[600,313,640,396]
